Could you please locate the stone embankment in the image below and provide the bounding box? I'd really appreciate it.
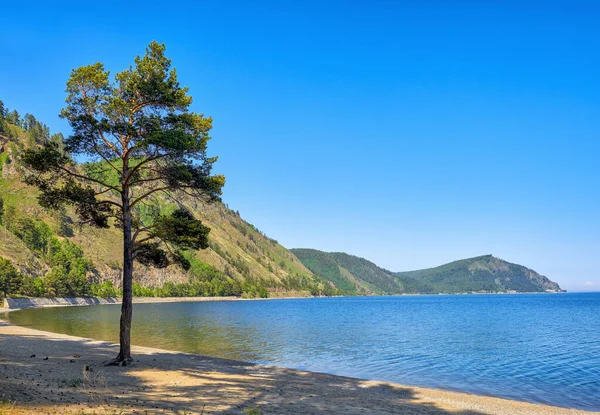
[2,296,240,310]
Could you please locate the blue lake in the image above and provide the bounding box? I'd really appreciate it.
[5,293,600,411]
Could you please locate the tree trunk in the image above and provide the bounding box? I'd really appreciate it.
[107,185,134,366]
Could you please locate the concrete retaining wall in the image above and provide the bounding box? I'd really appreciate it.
[4,297,120,310]
[2,296,241,310]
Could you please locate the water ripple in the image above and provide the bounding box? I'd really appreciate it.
[5,293,600,411]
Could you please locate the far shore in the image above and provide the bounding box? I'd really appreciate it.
[1,291,570,311]
[0,318,595,415]
[0,295,309,311]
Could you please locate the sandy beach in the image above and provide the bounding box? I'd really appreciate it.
[0,317,595,415]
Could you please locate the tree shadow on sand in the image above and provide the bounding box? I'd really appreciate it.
[0,323,495,414]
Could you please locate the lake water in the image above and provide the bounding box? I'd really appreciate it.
[4,293,600,411]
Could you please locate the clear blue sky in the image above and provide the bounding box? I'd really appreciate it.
[1,1,599,291]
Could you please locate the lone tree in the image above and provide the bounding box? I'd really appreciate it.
[22,41,225,365]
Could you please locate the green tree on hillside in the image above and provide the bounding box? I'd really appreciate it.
[0,100,6,133]
[22,41,225,365]
[5,110,20,126]
[0,257,21,298]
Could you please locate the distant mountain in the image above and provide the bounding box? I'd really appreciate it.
[292,250,563,295]
[290,249,434,295]
[396,255,562,294]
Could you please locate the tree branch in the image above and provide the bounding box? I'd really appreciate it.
[133,235,155,247]
[132,225,156,244]
[95,187,115,196]
[131,235,170,260]
[129,186,174,208]
[131,100,160,115]
[80,86,122,158]
[123,153,165,185]
[56,165,120,192]
[75,213,122,227]
[97,199,123,209]
[93,143,121,173]
[127,175,164,187]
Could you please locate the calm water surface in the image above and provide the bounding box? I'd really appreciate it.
[5,293,600,411]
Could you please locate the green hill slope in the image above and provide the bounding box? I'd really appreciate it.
[291,249,434,295]
[0,104,327,298]
[288,249,358,293]
[293,250,563,294]
[396,255,562,293]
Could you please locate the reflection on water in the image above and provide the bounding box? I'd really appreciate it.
[5,294,600,411]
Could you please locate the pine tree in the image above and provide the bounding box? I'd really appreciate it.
[22,41,225,365]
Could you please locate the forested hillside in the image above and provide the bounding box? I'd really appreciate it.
[291,249,434,295]
[292,249,563,294]
[0,101,336,299]
[395,255,562,293]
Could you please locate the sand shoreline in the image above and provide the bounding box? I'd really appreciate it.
[1,295,313,311]
[1,291,568,312]
[0,318,596,414]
